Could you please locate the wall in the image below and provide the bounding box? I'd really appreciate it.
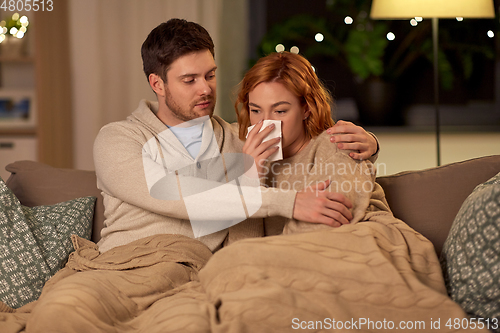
[69,0,247,170]
[67,1,499,173]
[374,132,500,176]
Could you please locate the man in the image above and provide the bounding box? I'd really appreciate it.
[93,18,379,253]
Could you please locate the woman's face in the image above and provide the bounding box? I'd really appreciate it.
[248,81,310,157]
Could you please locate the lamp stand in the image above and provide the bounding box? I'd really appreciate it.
[432,17,441,166]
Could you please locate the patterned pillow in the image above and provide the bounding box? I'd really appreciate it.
[441,172,500,329]
[0,177,96,308]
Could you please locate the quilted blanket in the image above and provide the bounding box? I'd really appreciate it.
[0,213,484,332]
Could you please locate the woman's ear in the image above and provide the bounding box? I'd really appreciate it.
[303,107,311,120]
[148,73,165,97]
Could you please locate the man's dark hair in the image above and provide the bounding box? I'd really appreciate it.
[141,18,215,82]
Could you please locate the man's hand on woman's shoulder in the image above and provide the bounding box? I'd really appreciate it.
[326,120,379,160]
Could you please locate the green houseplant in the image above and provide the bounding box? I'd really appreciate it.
[256,0,496,125]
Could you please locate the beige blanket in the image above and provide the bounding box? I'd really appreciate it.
[0,215,484,332]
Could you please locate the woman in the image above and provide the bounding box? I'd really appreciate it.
[203,52,465,330]
[235,52,388,235]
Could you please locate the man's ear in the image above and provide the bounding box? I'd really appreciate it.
[148,73,165,97]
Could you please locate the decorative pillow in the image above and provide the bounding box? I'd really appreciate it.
[441,171,500,329]
[5,160,104,243]
[0,177,96,309]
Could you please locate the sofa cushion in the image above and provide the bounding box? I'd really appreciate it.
[0,177,96,308]
[376,155,500,255]
[440,172,500,326]
[5,160,104,243]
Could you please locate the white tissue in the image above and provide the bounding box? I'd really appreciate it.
[247,120,283,162]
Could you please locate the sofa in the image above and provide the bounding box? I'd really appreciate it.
[5,156,500,254]
[1,155,499,332]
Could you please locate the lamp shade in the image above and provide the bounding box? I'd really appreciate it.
[370,0,495,19]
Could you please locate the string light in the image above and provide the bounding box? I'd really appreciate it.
[290,46,300,54]
[487,30,495,38]
[386,32,395,41]
[344,16,353,24]
[315,33,324,42]
[0,13,29,42]
[275,44,285,52]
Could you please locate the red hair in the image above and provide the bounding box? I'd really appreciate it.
[235,52,334,140]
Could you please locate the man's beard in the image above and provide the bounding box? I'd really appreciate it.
[164,87,215,123]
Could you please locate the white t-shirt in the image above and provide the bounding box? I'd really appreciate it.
[168,122,204,159]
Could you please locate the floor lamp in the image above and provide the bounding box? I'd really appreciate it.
[370,0,495,166]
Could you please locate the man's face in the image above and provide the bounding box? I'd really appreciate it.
[162,50,217,125]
